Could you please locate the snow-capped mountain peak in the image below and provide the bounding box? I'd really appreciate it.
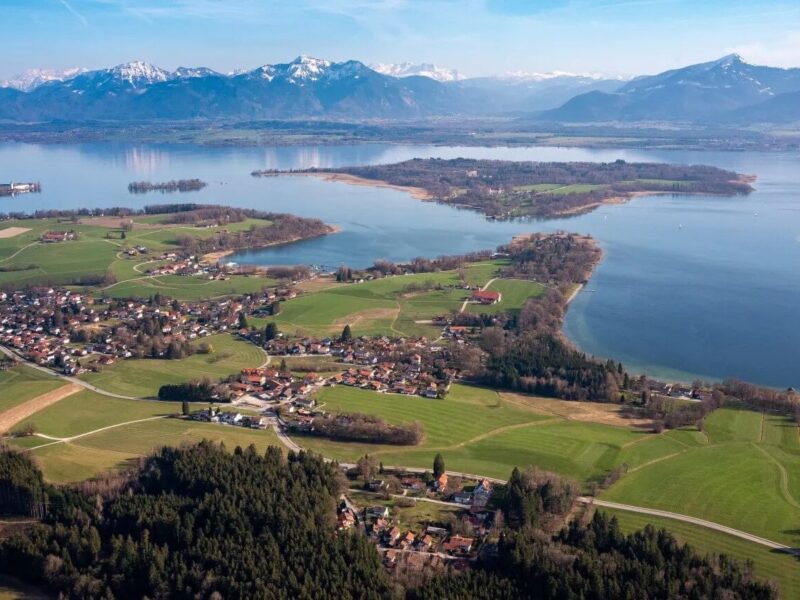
[174,66,219,79]
[371,62,463,82]
[109,61,173,87]
[286,55,331,81]
[0,67,87,92]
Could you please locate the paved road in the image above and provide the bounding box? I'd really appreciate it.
[5,346,793,555]
[578,497,797,553]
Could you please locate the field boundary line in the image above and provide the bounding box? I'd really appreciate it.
[751,443,800,510]
[0,383,82,434]
[0,241,40,264]
[625,449,688,474]
[582,497,796,552]
[26,415,172,452]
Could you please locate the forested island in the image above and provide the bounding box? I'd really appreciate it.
[127,179,207,194]
[270,158,754,218]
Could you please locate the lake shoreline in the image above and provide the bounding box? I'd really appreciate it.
[204,224,342,264]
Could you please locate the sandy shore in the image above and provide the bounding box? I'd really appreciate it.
[298,172,434,201]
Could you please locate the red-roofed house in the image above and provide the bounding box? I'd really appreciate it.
[472,290,502,305]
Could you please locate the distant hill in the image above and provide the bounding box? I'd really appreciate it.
[541,54,800,124]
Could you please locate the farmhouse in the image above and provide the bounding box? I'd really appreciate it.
[41,230,76,243]
[472,290,501,305]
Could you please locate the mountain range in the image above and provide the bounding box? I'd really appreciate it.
[541,54,800,124]
[0,54,798,124]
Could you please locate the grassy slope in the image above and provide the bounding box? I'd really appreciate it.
[0,365,64,414]
[466,278,546,316]
[29,419,282,483]
[296,384,679,484]
[260,260,540,338]
[605,508,800,599]
[0,216,276,299]
[17,390,182,439]
[602,405,800,547]
[78,334,265,398]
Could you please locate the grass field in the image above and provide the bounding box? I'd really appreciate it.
[258,260,537,338]
[78,334,265,398]
[15,390,182,439]
[601,405,800,547]
[0,215,277,299]
[0,365,64,414]
[27,418,283,483]
[604,508,800,599]
[466,278,546,315]
[295,384,680,485]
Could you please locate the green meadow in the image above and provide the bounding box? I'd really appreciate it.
[78,334,265,398]
[295,384,678,484]
[0,365,63,414]
[0,216,276,299]
[602,405,800,546]
[258,259,543,338]
[466,278,546,315]
[293,384,800,548]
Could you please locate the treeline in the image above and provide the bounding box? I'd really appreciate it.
[412,464,775,599]
[2,203,251,221]
[482,332,620,401]
[720,379,800,421]
[158,379,231,403]
[469,234,625,402]
[296,412,424,446]
[647,390,726,431]
[128,179,207,194]
[176,213,332,255]
[499,233,601,287]
[0,444,392,599]
[0,447,777,598]
[161,205,272,225]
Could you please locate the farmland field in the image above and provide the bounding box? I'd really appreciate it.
[0,365,64,415]
[295,384,677,483]
[466,278,546,315]
[601,406,800,546]
[259,260,543,338]
[0,215,277,299]
[78,333,265,397]
[605,508,800,599]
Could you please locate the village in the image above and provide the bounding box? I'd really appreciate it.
[335,469,498,570]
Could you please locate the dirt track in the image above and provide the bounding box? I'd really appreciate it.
[0,227,31,239]
[0,383,82,433]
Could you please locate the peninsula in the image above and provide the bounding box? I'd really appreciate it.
[269,158,754,218]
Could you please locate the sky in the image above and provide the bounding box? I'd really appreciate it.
[1,0,799,80]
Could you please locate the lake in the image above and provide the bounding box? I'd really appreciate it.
[1,142,798,388]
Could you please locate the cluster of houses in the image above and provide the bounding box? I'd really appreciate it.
[265,335,456,399]
[232,367,324,404]
[339,479,496,569]
[0,287,250,375]
[187,406,267,429]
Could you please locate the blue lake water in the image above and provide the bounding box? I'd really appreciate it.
[1,142,798,387]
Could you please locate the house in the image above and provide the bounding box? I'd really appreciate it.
[367,506,390,521]
[41,230,76,243]
[472,290,502,305]
[443,535,474,554]
[453,491,472,505]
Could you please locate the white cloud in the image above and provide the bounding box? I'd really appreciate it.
[729,31,800,68]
